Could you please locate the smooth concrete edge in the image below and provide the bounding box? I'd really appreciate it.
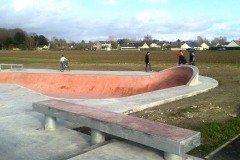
[204,133,240,159]
[119,76,219,114]
[0,69,155,76]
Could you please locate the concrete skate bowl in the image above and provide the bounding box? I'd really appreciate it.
[0,66,198,99]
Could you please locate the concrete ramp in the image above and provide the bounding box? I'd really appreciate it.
[0,66,198,99]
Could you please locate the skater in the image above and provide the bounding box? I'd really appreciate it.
[178,50,187,65]
[60,55,70,72]
[145,51,153,72]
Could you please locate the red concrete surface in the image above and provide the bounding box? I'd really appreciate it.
[0,66,194,99]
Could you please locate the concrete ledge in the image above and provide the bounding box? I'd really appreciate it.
[33,99,201,157]
[185,65,199,86]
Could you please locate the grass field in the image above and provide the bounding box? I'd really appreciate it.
[0,49,240,158]
[0,50,239,68]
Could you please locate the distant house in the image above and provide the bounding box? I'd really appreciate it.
[91,44,97,50]
[118,43,137,50]
[161,42,171,50]
[215,42,221,47]
[118,42,149,50]
[181,41,202,50]
[134,42,149,50]
[37,44,50,50]
[13,48,20,51]
[201,42,213,50]
[226,40,240,47]
[223,42,230,47]
[169,42,182,51]
[150,42,161,48]
[216,42,230,47]
[96,41,112,50]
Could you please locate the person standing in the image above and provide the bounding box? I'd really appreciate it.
[145,51,153,72]
[188,49,193,65]
[187,49,196,66]
[190,51,196,66]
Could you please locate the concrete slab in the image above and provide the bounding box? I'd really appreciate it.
[68,140,165,160]
[0,68,217,160]
[0,84,49,117]
[0,113,91,160]
[68,141,204,160]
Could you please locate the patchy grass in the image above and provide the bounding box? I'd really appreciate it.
[1,50,240,66]
[190,117,240,157]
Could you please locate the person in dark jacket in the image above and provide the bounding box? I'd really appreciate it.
[190,51,196,66]
[187,49,193,65]
[178,50,187,65]
[145,51,153,72]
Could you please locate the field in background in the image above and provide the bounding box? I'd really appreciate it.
[0,49,240,158]
[0,50,239,70]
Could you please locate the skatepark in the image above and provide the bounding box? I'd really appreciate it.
[0,65,218,160]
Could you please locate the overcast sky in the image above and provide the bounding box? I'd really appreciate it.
[1,0,239,42]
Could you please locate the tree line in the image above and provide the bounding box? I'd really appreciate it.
[0,28,229,51]
[0,28,48,50]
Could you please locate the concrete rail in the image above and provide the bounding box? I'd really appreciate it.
[0,63,23,70]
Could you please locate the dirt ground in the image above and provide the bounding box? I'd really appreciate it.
[131,64,240,129]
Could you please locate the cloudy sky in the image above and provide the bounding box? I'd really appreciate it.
[1,0,239,42]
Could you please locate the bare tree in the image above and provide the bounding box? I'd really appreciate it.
[176,39,181,48]
[107,36,116,42]
[50,37,67,50]
[143,35,153,45]
[211,36,227,46]
[24,36,35,50]
[197,36,204,44]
